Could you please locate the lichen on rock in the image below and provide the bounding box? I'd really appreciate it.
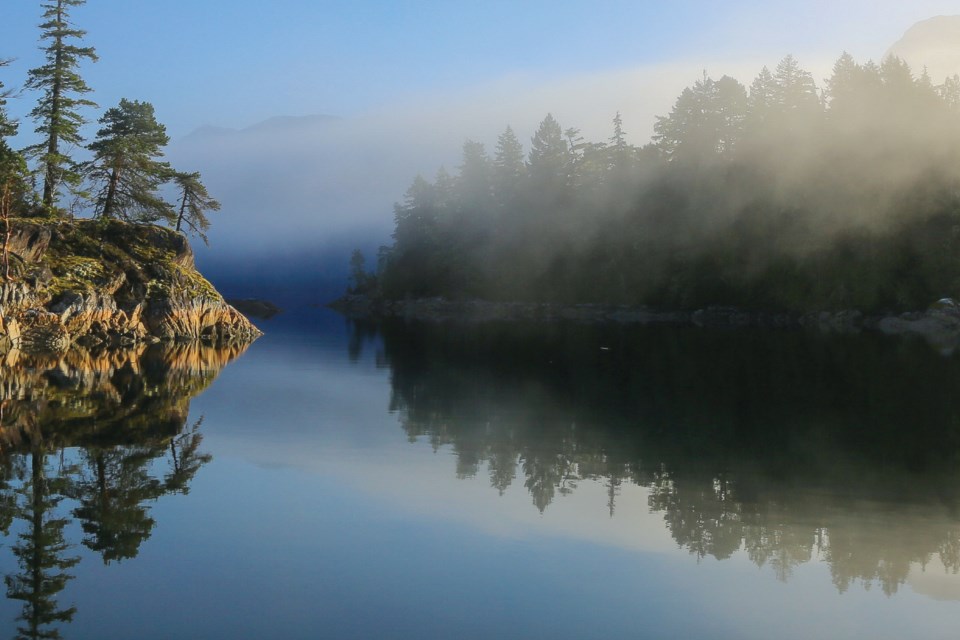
[0,218,261,353]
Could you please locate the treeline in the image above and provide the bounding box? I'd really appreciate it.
[362,54,960,312]
[0,0,220,244]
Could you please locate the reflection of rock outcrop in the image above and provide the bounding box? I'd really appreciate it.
[0,342,234,637]
[368,319,960,595]
[0,342,248,449]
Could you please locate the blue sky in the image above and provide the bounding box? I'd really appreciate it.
[4,1,959,137]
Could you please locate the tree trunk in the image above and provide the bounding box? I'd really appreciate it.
[176,188,188,232]
[1,181,10,281]
[102,164,121,219]
[42,2,66,209]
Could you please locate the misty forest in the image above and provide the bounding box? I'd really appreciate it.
[365,54,960,313]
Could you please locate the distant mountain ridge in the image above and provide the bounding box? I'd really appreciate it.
[886,15,960,81]
[183,114,340,141]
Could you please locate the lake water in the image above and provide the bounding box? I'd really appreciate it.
[0,307,959,639]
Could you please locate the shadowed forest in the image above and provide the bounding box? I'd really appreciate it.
[365,54,960,313]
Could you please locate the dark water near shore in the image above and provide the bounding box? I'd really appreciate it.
[1,308,959,639]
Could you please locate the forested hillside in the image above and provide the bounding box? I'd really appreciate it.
[367,54,960,313]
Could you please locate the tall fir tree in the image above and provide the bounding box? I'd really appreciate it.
[939,74,960,111]
[456,140,493,212]
[771,55,821,116]
[824,52,861,110]
[527,113,569,187]
[493,126,525,206]
[24,0,98,211]
[606,112,641,185]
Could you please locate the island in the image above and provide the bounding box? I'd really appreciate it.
[334,51,960,351]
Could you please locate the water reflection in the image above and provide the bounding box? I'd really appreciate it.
[0,344,241,639]
[357,319,960,596]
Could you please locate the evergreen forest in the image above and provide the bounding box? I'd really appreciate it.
[367,54,960,313]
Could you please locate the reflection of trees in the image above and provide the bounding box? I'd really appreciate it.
[347,318,379,364]
[648,472,745,561]
[6,447,79,640]
[164,418,212,495]
[0,343,237,636]
[71,445,165,564]
[371,318,960,593]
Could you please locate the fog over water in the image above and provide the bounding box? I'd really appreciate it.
[162,64,681,294]
[164,16,960,299]
[167,62,745,242]
[169,57,821,296]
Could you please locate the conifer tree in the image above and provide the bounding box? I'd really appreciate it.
[654,74,747,160]
[0,60,30,279]
[173,171,220,245]
[87,99,173,223]
[527,113,569,186]
[24,0,98,210]
[0,59,18,141]
[606,112,640,183]
[824,52,861,109]
[771,55,820,116]
[493,126,525,206]
[748,67,777,111]
[940,74,960,111]
[608,112,633,167]
[456,140,492,212]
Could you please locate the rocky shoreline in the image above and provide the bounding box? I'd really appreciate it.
[0,219,261,354]
[330,294,960,348]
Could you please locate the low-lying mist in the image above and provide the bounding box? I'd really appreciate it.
[368,53,960,313]
[165,59,780,290]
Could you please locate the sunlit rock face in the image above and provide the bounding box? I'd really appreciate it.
[886,15,960,81]
[0,220,261,353]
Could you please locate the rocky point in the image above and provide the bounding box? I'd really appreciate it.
[0,218,260,354]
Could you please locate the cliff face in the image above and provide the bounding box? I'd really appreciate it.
[0,219,260,353]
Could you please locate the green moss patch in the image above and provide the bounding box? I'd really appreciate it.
[28,219,218,306]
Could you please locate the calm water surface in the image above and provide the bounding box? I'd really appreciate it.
[1,307,959,639]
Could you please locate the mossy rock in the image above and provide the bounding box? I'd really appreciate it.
[0,218,260,347]
[37,219,213,306]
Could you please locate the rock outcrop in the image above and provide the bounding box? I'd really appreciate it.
[0,219,260,353]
